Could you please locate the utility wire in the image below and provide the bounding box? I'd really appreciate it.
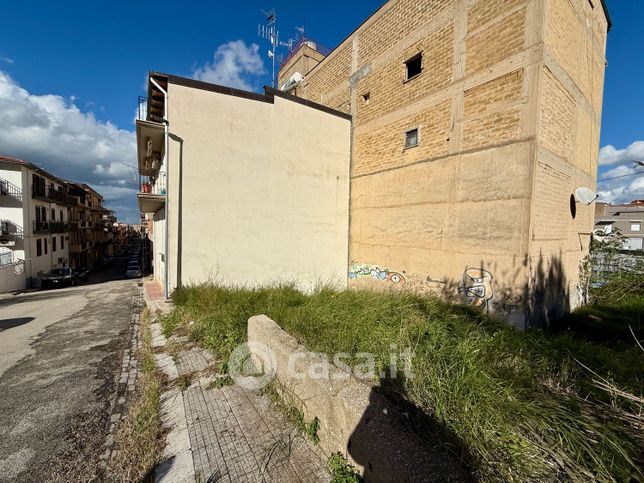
[598,170,644,182]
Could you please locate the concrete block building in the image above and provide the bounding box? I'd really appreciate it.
[279,0,610,327]
[136,76,351,297]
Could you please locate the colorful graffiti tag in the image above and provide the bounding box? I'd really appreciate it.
[349,263,406,284]
[458,267,493,311]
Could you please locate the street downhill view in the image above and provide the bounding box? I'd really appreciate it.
[0,1,643,482]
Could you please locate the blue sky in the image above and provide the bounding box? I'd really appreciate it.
[0,0,641,222]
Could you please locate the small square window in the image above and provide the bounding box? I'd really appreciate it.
[631,222,641,232]
[405,128,419,149]
[405,54,422,80]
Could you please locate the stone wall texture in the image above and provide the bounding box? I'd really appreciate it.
[279,0,608,327]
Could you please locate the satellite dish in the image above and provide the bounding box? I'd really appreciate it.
[574,187,598,205]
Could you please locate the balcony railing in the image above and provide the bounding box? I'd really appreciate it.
[137,96,164,124]
[33,220,69,234]
[32,186,75,205]
[0,220,23,244]
[0,178,22,202]
[140,172,167,196]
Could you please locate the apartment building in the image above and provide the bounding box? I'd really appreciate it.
[595,201,644,250]
[0,155,72,291]
[136,75,351,297]
[0,155,115,292]
[278,0,610,328]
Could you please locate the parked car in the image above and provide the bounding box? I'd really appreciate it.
[41,268,75,288]
[126,265,142,278]
[73,267,89,284]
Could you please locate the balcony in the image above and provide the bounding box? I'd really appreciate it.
[0,178,23,204]
[0,220,23,246]
[136,97,165,176]
[137,172,166,213]
[33,220,69,234]
[32,186,75,205]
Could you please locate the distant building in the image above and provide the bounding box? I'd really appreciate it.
[595,201,644,250]
[0,155,114,292]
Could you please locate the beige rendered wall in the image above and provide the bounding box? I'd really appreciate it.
[165,84,351,292]
[287,0,607,327]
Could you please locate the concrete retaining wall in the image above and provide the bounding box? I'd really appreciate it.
[248,315,461,482]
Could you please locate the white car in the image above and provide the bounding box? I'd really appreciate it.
[126,266,142,278]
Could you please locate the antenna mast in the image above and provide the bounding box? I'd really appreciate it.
[258,8,296,89]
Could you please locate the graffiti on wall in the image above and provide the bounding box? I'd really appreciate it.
[349,263,406,285]
[458,267,494,312]
[492,295,523,316]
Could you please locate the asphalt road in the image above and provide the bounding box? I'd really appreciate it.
[0,265,139,481]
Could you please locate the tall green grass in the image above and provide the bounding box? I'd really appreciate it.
[162,284,643,481]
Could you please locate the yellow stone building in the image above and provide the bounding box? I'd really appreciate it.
[279,0,610,328]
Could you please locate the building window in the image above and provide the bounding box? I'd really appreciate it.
[61,236,65,249]
[53,236,57,252]
[361,92,371,105]
[37,239,42,257]
[631,222,641,232]
[44,238,48,255]
[405,128,419,149]
[51,208,56,221]
[405,53,422,81]
[60,209,63,221]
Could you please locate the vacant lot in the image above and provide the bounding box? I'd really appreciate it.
[163,283,643,482]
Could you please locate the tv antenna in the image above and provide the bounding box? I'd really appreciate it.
[258,9,297,88]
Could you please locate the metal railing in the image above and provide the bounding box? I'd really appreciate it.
[279,37,332,69]
[137,96,164,123]
[33,220,69,234]
[0,178,22,202]
[140,172,167,196]
[0,220,24,243]
[32,185,75,205]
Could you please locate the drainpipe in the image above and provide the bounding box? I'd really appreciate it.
[150,77,170,299]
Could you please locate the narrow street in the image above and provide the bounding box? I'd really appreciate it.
[0,265,139,481]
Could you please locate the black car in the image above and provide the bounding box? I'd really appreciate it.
[41,268,75,288]
[73,267,89,284]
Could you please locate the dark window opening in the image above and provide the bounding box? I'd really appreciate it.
[53,236,57,252]
[61,236,65,249]
[37,239,42,257]
[44,239,48,255]
[405,128,419,148]
[361,92,371,105]
[405,54,422,80]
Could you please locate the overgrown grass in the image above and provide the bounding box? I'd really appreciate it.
[260,380,321,445]
[162,283,643,482]
[110,308,164,482]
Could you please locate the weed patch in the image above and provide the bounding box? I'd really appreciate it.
[109,308,163,482]
[328,452,362,483]
[166,283,643,481]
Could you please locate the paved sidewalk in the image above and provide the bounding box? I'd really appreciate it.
[144,282,330,482]
[179,354,330,482]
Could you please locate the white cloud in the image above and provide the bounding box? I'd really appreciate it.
[0,71,139,222]
[597,144,644,204]
[1,57,14,64]
[598,140,644,166]
[192,40,266,91]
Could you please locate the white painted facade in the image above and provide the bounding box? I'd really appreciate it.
[0,159,71,291]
